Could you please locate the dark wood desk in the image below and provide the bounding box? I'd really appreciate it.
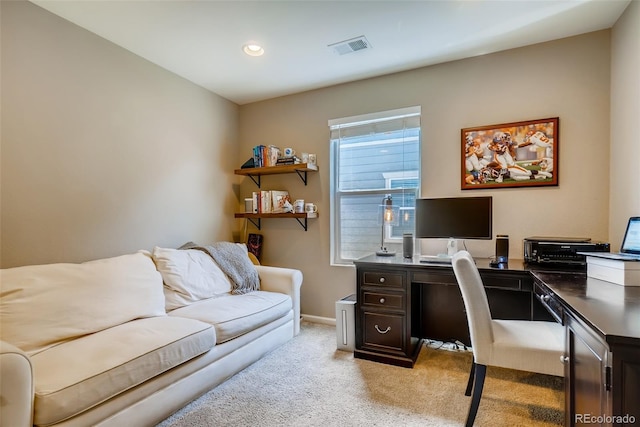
[353,254,554,367]
[353,254,640,426]
[531,271,640,426]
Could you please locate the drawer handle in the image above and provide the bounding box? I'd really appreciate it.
[560,355,569,364]
[379,298,386,304]
[379,277,385,283]
[375,325,391,334]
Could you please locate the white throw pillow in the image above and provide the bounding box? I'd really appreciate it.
[151,247,232,311]
[0,252,166,355]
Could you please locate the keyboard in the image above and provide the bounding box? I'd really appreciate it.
[419,255,452,264]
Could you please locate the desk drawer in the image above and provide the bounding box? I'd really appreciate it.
[362,290,404,310]
[362,312,404,351]
[412,270,522,290]
[362,271,404,288]
[534,281,564,324]
[412,271,456,285]
[480,274,523,290]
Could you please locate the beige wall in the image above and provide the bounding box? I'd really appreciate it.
[2,1,636,321]
[1,1,239,267]
[239,31,613,319]
[610,0,640,247]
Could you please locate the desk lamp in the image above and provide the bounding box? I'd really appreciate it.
[376,194,399,256]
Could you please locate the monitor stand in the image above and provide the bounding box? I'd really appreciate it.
[447,238,459,257]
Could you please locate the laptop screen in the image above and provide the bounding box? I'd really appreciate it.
[621,217,640,255]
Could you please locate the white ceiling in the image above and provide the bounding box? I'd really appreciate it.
[31,0,631,105]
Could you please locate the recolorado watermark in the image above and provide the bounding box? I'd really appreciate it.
[575,414,636,424]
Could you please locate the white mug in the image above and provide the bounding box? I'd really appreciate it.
[293,199,305,213]
[284,147,295,157]
[305,203,318,213]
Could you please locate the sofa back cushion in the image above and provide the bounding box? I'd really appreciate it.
[0,252,166,355]
[151,247,232,311]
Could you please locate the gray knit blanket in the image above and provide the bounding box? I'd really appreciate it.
[180,242,260,294]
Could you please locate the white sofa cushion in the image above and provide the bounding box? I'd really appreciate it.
[151,247,233,311]
[168,291,292,343]
[0,252,166,355]
[178,242,260,295]
[30,316,215,427]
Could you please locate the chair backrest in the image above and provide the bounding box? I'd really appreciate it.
[451,251,494,360]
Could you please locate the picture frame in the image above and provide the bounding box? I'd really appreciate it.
[270,190,291,213]
[461,117,559,190]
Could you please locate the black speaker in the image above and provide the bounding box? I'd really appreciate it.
[495,234,509,263]
[403,233,414,258]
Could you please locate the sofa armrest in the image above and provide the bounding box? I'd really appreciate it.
[256,265,303,335]
[0,340,34,427]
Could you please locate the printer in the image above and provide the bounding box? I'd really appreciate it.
[524,236,610,266]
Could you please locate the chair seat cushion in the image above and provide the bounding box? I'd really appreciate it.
[30,316,215,426]
[488,319,565,377]
[168,291,292,343]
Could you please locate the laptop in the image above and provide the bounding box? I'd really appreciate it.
[579,216,640,261]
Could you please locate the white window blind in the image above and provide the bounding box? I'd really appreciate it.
[329,106,421,265]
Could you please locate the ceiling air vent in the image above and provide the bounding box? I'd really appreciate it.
[328,36,371,56]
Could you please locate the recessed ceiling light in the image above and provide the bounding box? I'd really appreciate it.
[243,43,264,57]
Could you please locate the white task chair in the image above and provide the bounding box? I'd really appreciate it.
[451,251,565,427]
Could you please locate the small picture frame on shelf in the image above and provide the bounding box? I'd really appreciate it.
[271,190,291,213]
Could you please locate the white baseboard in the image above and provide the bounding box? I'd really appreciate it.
[301,314,336,326]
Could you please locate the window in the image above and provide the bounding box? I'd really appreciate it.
[329,106,421,265]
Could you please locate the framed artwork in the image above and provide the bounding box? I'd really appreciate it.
[461,117,559,190]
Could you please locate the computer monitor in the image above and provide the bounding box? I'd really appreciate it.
[415,196,493,256]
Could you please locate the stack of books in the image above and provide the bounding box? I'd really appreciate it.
[250,190,291,214]
[252,145,280,167]
[276,156,298,165]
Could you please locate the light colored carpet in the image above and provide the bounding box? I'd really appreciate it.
[156,322,563,427]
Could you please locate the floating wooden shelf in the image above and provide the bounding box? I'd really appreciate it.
[235,212,318,231]
[234,163,318,187]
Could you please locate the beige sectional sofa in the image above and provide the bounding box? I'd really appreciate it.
[0,244,302,427]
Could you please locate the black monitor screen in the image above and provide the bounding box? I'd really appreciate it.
[415,196,492,240]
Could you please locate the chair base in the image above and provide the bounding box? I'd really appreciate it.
[465,362,475,396]
[465,362,487,427]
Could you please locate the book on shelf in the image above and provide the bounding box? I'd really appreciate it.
[251,192,259,213]
[252,146,262,168]
[276,157,296,165]
[259,191,271,213]
[267,146,280,167]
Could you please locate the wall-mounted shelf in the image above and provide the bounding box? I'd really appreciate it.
[235,212,317,231]
[234,163,318,188]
